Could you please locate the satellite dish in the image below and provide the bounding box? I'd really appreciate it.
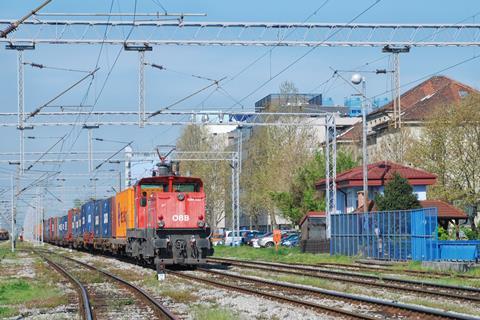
[351,73,363,85]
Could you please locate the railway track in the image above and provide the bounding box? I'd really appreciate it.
[37,251,178,320]
[320,261,480,280]
[208,257,480,303]
[39,253,94,320]
[192,267,478,320]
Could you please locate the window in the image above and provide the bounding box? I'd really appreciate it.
[141,184,167,191]
[173,183,198,192]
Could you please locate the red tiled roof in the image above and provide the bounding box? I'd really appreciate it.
[299,211,325,227]
[338,76,479,142]
[420,200,467,219]
[316,160,436,190]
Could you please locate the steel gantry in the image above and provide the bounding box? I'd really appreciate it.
[0,20,480,47]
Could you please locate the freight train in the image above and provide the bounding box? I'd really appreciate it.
[42,161,213,270]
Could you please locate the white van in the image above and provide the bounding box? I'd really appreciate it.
[223,230,243,246]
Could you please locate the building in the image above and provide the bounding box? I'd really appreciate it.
[255,93,323,113]
[337,76,479,162]
[315,161,467,234]
[233,94,361,231]
[316,161,436,214]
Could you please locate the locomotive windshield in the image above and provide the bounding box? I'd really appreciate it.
[173,183,198,192]
[140,182,199,192]
[141,184,168,191]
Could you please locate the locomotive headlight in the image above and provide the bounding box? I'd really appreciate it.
[197,220,205,227]
[177,193,185,201]
[158,220,165,228]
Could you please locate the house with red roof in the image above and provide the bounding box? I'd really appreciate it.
[316,161,436,214]
[337,76,479,162]
[315,161,468,231]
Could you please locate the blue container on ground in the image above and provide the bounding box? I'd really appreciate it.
[101,198,113,238]
[437,240,480,261]
[94,201,102,238]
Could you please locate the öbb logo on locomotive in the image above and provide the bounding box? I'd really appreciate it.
[42,161,214,269]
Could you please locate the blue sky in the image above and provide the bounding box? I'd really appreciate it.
[0,0,479,223]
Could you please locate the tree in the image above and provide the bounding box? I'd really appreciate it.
[241,118,316,228]
[176,125,231,231]
[408,93,480,232]
[374,172,421,211]
[372,127,415,163]
[271,150,357,224]
[279,80,299,111]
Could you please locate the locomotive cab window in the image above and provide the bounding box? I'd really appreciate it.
[141,183,168,192]
[172,183,198,192]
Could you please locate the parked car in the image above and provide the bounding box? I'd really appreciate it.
[241,230,264,245]
[281,234,300,247]
[251,232,272,247]
[223,230,244,246]
[258,230,299,248]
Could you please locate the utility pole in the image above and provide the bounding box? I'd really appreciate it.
[230,154,236,245]
[235,129,241,242]
[382,45,410,128]
[10,175,14,253]
[124,44,152,127]
[6,44,35,177]
[351,74,368,214]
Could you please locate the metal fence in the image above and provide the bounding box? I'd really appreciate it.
[330,208,438,261]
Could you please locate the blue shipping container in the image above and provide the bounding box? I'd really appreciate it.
[63,215,69,239]
[101,198,113,238]
[81,200,95,236]
[94,201,102,238]
[73,212,80,238]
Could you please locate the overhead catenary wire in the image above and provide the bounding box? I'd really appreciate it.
[94,141,134,171]
[148,77,227,118]
[23,61,91,73]
[370,53,480,100]
[26,67,100,120]
[147,63,218,82]
[55,0,138,179]
[228,0,383,109]
[224,0,331,85]
[26,135,67,172]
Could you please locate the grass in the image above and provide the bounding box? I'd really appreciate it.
[193,305,239,320]
[213,246,355,265]
[0,306,15,318]
[0,278,66,307]
[161,288,197,303]
[0,248,69,318]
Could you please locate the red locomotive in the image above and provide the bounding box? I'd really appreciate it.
[43,159,213,270]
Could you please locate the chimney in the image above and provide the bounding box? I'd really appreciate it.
[357,191,365,210]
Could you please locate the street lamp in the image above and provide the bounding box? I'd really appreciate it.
[351,73,369,214]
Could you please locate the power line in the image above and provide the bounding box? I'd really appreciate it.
[371,53,480,100]
[229,0,382,109]
[23,61,91,73]
[225,0,331,85]
[148,77,227,118]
